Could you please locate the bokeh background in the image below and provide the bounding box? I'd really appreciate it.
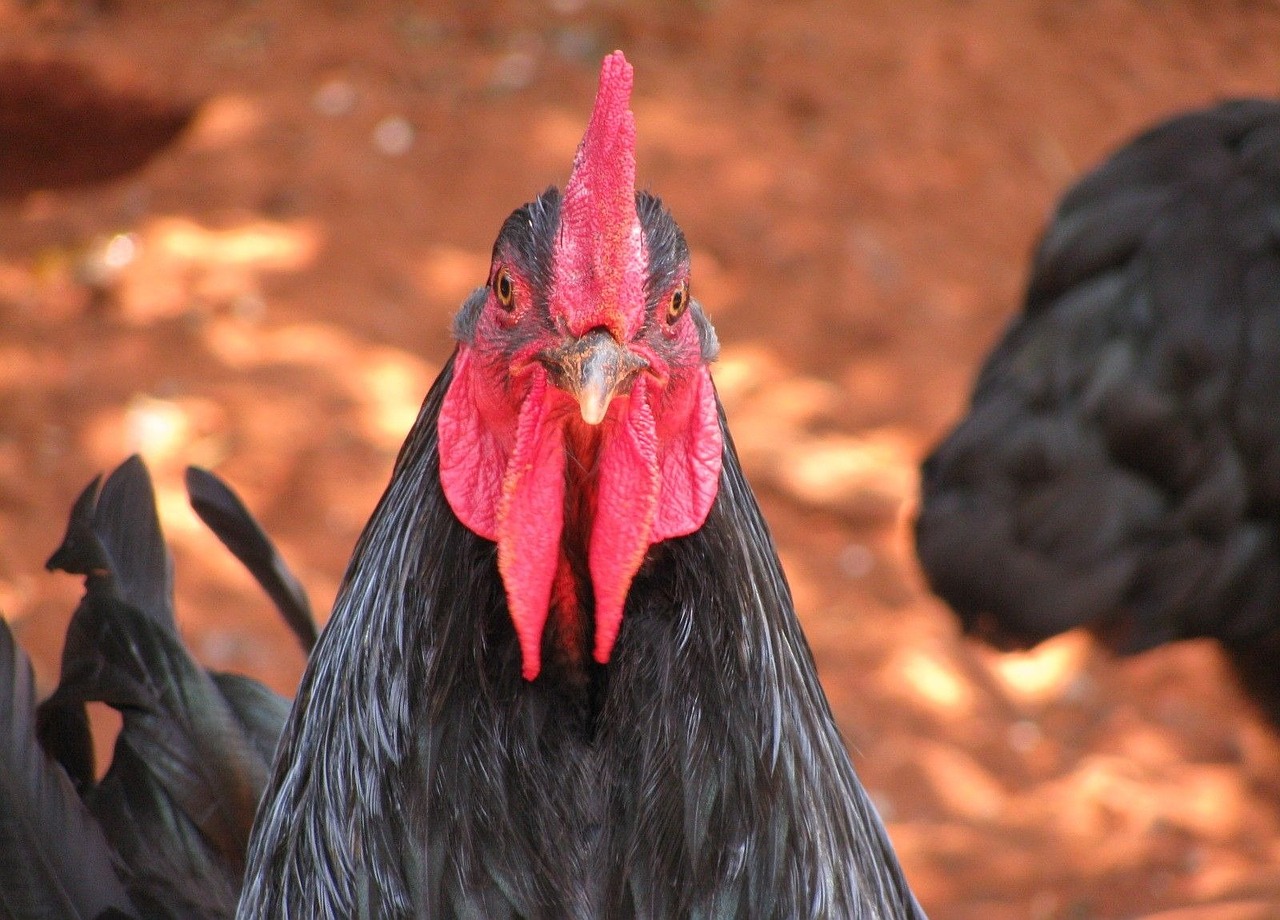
[2,2,1280,917]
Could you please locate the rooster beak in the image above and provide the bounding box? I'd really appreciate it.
[541,328,648,425]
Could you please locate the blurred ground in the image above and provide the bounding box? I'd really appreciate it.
[2,1,1280,917]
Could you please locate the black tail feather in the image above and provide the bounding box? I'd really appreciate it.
[44,475,104,576]
[185,466,317,653]
[34,693,95,794]
[31,456,298,919]
[210,672,293,766]
[0,617,138,920]
[46,457,174,631]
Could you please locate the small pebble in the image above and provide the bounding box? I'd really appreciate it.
[312,79,357,117]
[553,27,603,63]
[125,396,189,457]
[232,291,266,325]
[373,116,415,156]
[1007,719,1041,753]
[490,51,537,92]
[102,233,138,271]
[838,543,874,579]
[77,232,138,288]
[1028,891,1058,920]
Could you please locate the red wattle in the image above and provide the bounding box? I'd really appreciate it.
[495,374,565,680]
[441,360,568,680]
[443,357,725,677]
[589,378,661,664]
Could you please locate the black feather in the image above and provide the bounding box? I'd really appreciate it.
[31,456,302,919]
[54,455,175,628]
[45,474,105,577]
[916,99,1280,718]
[0,616,138,920]
[241,349,925,918]
[185,465,317,653]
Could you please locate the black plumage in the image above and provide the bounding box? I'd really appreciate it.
[916,99,1280,718]
[0,616,136,920]
[1,456,314,919]
[186,466,317,654]
[238,191,925,919]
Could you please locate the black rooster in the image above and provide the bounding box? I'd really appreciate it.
[239,52,925,919]
[916,99,1280,720]
[0,455,314,919]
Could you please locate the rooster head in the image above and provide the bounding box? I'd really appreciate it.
[438,51,722,680]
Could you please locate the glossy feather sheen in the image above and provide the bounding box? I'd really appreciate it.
[0,618,137,920]
[36,459,269,918]
[245,51,919,917]
[11,456,316,920]
[186,466,317,653]
[916,100,1280,702]
[239,356,925,919]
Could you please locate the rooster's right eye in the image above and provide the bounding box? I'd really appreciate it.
[495,268,514,310]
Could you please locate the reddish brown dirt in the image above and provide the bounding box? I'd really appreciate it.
[2,2,1280,917]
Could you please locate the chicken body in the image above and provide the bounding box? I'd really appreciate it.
[239,361,922,919]
[238,54,924,920]
[0,456,314,920]
[917,99,1280,717]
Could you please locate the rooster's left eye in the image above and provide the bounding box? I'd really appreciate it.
[666,284,689,324]
[495,268,514,310]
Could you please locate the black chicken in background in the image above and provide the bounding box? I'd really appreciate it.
[239,52,925,919]
[0,455,314,919]
[916,99,1280,723]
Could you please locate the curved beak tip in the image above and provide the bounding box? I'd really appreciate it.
[542,328,646,426]
[579,389,612,425]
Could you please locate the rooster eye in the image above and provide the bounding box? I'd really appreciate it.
[666,284,689,325]
[494,268,514,310]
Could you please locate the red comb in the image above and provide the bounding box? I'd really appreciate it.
[553,51,645,341]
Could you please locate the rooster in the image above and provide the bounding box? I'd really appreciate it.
[916,99,1280,721]
[0,455,314,919]
[239,52,925,919]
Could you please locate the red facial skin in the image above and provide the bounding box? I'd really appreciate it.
[438,52,722,680]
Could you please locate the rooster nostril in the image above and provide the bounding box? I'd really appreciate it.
[539,329,648,424]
